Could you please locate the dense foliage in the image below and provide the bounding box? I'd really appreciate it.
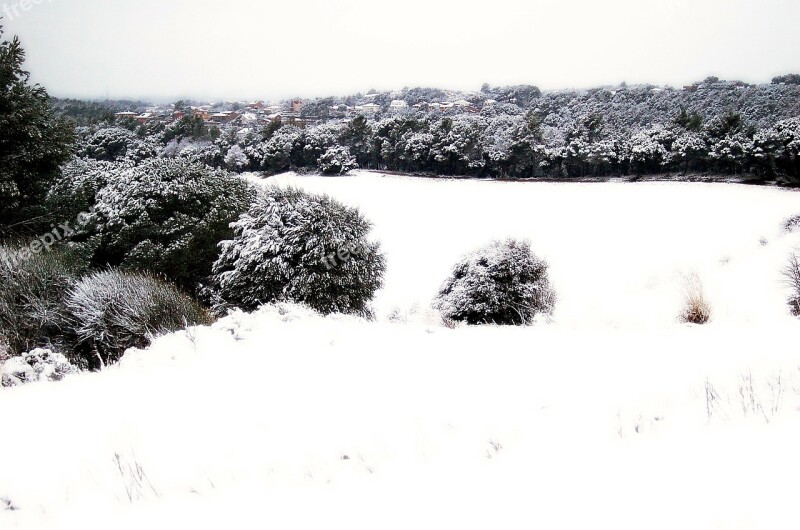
[212,187,385,316]
[53,78,800,184]
[76,158,255,292]
[0,244,88,354]
[433,240,556,326]
[0,27,75,236]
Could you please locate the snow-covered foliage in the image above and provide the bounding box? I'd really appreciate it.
[82,158,254,291]
[433,239,555,325]
[224,144,248,171]
[162,139,224,168]
[65,81,800,182]
[0,348,77,387]
[212,186,385,315]
[0,28,74,235]
[82,127,138,161]
[318,145,358,175]
[46,158,115,221]
[0,244,87,356]
[262,125,303,172]
[64,270,211,368]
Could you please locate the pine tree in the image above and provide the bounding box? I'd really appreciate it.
[0,26,75,236]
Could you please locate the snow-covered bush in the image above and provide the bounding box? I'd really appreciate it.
[0,244,87,355]
[212,187,386,316]
[65,270,212,368]
[782,252,800,316]
[224,144,249,171]
[433,239,556,325]
[782,215,800,233]
[318,146,358,175]
[256,125,303,172]
[0,348,78,387]
[82,127,138,161]
[46,158,115,223]
[83,158,255,292]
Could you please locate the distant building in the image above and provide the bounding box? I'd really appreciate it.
[389,100,408,112]
[135,112,154,124]
[172,111,186,120]
[209,111,239,124]
[291,99,303,113]
[115,111,137,120]
[355,102,381,115]
[329,104,353,118]
[191,107,210,120]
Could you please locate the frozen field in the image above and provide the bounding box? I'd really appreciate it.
[3,173,800,529]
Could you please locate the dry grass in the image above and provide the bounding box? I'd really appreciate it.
[782,252,800,316]
[679,272,712,324]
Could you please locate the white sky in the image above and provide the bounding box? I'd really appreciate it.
[2,0,799,102]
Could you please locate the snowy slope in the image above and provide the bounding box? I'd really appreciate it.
[3,173,800,529]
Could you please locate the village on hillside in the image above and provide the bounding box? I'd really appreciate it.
[112,93,488,130]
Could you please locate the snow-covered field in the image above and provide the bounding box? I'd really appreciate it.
[3,172,800,529]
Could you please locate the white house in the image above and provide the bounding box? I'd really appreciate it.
[355,103,381,115]
[389,100,408,112]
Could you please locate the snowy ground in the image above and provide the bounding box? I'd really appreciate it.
[3,172,800,529]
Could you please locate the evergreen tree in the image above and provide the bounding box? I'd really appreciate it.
[0,27,75,236]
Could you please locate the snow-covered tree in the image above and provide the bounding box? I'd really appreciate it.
[82,158,254,292]
[212,186,385,316]
[224,144,249,171]
[0,26,75,234]
[671,132,708,174]
[318,146,358,175]
[83,127,138,161]
[259,125,303,172]
[433,239,556,326]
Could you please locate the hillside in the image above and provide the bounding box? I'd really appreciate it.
[3,174,800,529]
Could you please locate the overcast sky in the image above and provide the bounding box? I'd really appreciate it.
[2,0,799,102]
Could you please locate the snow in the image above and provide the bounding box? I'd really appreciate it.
[4,173,800,529]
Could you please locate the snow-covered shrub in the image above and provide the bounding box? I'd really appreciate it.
[212,187,386,316]
[318,146,358,175]
[0,244,87,355]
[259,125,303,172]
[0,348,78,387]
[782,252,800,316]
[46,158,115,223]
[65,270,212,368]
[83,158,254,292]
[433,239,556,325]
[82,127,138,161]
[782,215,800,233]
[224,144,249,171]
[679,273,712,324]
